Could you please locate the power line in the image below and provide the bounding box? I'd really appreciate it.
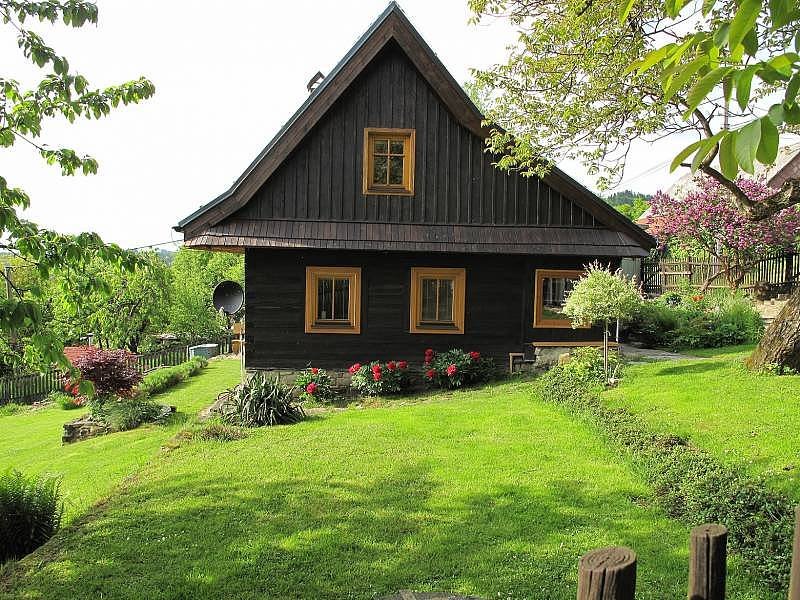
[127,240,182,251]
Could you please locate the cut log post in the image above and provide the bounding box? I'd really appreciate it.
[790,506,800,600]
[577,546,637,600]
[688,523,727,600]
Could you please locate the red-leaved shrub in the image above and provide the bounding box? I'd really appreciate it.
[70,347,142,397]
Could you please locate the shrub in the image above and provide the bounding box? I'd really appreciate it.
[136,357,208,398]
[423,348,495,389]
[535,362,794,591]
[349,360,411,396]
[0,403,24,417]
[48,391,84,410]
[295,367,335,403]
[70,347,142,398]
[0,469,63,563]
[625,291,763,350]
[195,420,248,442]
[91,398,163,431]
[218,372,305,427]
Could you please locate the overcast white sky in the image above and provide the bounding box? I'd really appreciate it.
[2,0,686,250]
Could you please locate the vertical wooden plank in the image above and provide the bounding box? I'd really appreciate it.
[577,546,637,600]
[688,524,727,600]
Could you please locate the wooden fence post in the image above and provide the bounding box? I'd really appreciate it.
[790,507,800,600]
[688,524,727,600]
[577,546,636,600]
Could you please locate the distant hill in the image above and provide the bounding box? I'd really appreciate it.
[604,190,651,222]
[156,249,176,264]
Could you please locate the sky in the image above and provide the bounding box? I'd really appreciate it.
[2,0,688,250]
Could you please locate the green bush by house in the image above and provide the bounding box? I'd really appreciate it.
[136,356,208,398]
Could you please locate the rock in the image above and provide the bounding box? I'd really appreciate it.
[557,352,571,365]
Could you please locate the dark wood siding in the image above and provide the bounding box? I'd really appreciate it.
[244,248,610,370]
[233,42,599,230]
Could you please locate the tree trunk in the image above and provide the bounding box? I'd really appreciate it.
[746,285,800,371]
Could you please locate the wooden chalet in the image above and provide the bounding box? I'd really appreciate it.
[175,2,655,371]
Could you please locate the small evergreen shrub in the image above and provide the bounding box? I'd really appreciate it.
[48,391,84,410]
[0,469,63,563]
[423,348,495,389]
[535,358,794,591]
[70,347,142,397]
[349,360,411,396]
[136,357,208,398]
[195,420,248,442]
[219,372,305,427]
[91,398,162,431]
[295,367,335,402]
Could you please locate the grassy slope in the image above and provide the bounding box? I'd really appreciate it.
[604,345,800,499]
[1,380,770,599]
[0,359,241,522]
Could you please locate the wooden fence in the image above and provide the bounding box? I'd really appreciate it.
[575,507,800,599]
[640,250,800,297]
[0,338,232,406]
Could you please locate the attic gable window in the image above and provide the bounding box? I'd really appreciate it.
[363,128,415,195]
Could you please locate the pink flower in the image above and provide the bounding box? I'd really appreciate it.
[469,351,480,361]
[386,361,396,371]
[311,367,319,375]
[398,360,408,369]
[348,363,361,374]
[305,382,318,395]
[446,364,458,377]
[425,369,436,379]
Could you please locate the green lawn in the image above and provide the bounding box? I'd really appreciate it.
[604,345,800,499]
[0,359,241,522]
[1,378,771,599]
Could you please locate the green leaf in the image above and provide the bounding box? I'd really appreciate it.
[742,27,759,56]
[788,73,800,102]
[684,67,732,116]
[768,103,785,125]
[729,0,761,52]
[664,55,708,101]
[757,116,779,164]
[670,139,705,172]
[719,132,739,180]
[630,44,672,75]
[770,0,791,28]
[619,0,637,23]
[734,119,762,174]
[702,0,716,15]
[691,132,725,172]
[736,66,757,111]
[714,23,730,47]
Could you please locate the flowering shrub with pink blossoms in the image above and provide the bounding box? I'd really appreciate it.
[424,348,495,389]
[294,367,335,403]
[649,176,800,290]
[348,360,410,396]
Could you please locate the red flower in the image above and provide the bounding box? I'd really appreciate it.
[372,371,382,382]
[398,360,408,369]
[386,361,396,371]
[311,367,319,375]
[348,363,361,374]
[425,368,436,379]
[691,294,704,302]
[306,382,318,394]
[469,351,480,361]
[424,348,434,357]
[446,364,458,377]
[372,363,382,373]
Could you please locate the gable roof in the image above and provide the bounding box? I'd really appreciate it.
[176,2,655,251]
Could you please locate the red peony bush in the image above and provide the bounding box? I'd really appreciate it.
[294,367,335,402]
[424,348,495,389]
[349,360,410,396]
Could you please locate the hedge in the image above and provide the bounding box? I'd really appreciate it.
[535,357,795,592]
[136,356,209,399]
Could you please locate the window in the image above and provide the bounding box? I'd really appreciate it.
[363,128,415,195]
[305,267,361,334]
[533,269,588,329]
[410,267,465,334]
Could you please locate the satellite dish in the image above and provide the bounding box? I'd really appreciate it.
[212,280,244,315]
